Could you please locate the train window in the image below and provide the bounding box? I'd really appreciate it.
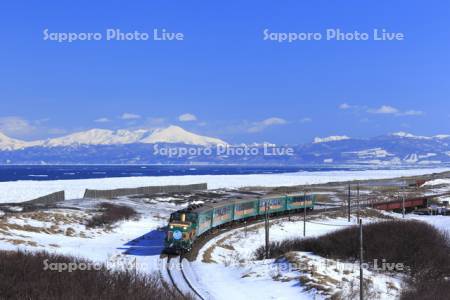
[292,196,304,202]
[237,202,254,210]
[270,199,281,205]
[215,206,229,216]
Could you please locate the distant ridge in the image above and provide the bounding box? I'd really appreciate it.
[0,125,228,149]
[1,129,450,165]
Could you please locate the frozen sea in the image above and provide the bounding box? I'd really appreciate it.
[0,165,448,203]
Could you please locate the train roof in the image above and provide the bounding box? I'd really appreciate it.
[175,192,315,215]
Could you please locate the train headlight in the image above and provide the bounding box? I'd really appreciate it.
[173,230,182,240]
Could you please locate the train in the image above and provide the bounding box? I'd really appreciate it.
[164,193,316,253]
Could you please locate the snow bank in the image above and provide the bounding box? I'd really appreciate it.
[423,178,450,186]
[0,167,448,203]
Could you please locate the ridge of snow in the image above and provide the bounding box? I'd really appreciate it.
[0,125,228,149]
[43,128,151,147]
[390,132,431,139]
[140,125,227,146]
[434,134,450,139]
[391,132,450,140]
[345,148,394,158]
[0,132,43,150]
[314,135,350,144]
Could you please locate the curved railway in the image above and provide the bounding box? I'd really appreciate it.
[160,205,344,299]
[159,191,447,298]
[161,255,207,300]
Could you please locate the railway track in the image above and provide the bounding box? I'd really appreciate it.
[161,255,206,300]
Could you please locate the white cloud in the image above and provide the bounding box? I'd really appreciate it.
[178,113,197,122]
[94,117,110,123]
[0,116,36,137]
[248,117,287,133]
[339,103,352,110]
[120,113,141,120]
[368,105,399,114]
[368,105,423,116]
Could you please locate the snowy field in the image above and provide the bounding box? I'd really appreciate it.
[189,211,450,300]
[191,215,404,300]
[0,198,174,274]
[0,167,449,203]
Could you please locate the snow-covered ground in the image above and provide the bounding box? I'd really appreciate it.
[422,177,450,201]
[190,215,404,300]
[385,212,450,234]
[1,169,449,299]
[0,191,448,299]
[1,167,449,203]
[0,198,174,275]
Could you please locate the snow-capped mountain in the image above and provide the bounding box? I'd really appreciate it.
[390,131,450,140]
[140,125,227,146]
[42,129,150,147]
[1,130,450,165]
[313,135,351,144]
[0,125,228,150]
[0,132,42,150]
[0,132,28,150]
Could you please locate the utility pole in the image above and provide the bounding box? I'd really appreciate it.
[359,219,364,300]
[348,184,351,222]
[244,220,247,237]
[264,201,270,259]
[303,191,307,237]
[402,187,406,218]
[357,183,360,222]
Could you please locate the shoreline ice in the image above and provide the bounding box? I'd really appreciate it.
[0,167,448,203]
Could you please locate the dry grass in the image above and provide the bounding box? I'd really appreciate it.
[86,202,138,228]
[0,250,189,300]
[256,220,450,300]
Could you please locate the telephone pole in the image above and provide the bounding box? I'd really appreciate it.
[359,219,364,300]
[264,201,270,259]
[402,187,406,218]
[303,190,307,237]
[357,183,360,222]
[348,184,351,222]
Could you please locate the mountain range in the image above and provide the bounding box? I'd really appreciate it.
[0,126,450,166]
[0,125,227,150]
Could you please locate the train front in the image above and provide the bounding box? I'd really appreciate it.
[164,212,194,254]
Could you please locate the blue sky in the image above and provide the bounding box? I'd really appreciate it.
[0,1,449,144]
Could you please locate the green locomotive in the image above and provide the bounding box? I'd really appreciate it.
[164,193,316,254]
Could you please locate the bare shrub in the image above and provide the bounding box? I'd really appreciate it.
[0,250,187,300]
[255,220,450,299]
[87,202,138,228]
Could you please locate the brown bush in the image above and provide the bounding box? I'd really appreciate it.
[255,220,450,299]
[0,250,187,300]
[401,278,450,300]
[87,202,138,228]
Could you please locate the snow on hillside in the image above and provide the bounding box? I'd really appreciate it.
[313,135,350,143]
[0,132,42,150]
[345,148,394,159]
[423,178,450,186]
[391,132,429,139]
[140,125,227,146]
[43,129,150,146]
[0,167,448,203]
[391,131,450,140]
[0,125,228,149]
